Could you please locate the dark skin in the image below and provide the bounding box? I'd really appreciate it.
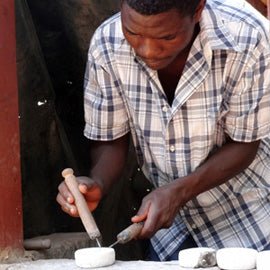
[158,23,200,105]
[56,0,261,239]
[121,1,202,104]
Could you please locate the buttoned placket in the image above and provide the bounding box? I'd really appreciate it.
[148,71,179,180]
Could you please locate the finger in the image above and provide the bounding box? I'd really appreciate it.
[131,198,151,228]
[82,189,102,208]
[139,204,161,238]
[58,182,74,203]
[139,217,158,239]
[56,193,68,208]
[57,193,78,216]
[78,184,101,211]
[78,183,101,198]
[76,176,95,190]
[61,206,79,217]
[131,200,150,225]
[78,183,88,194]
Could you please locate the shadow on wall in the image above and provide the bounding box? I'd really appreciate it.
[16,0,150,260]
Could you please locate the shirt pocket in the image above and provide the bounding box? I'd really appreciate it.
[174,109,219,172]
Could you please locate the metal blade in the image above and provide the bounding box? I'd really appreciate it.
[108,239,120,248]
[95,238,102,247]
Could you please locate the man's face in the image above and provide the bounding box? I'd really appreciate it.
[121,2,201,70]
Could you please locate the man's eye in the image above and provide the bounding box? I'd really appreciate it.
[126,29,137,36]
[162,35,176,40]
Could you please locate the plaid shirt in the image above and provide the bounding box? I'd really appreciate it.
[84,0,270,261]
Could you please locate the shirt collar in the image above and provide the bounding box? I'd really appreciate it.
[199,2,243,53]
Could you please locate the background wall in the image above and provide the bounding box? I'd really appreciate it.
[16,0,152,260]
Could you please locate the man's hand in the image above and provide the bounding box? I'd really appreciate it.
[56,176,102,217]
[132,180,188,238]
[56,135,129,218]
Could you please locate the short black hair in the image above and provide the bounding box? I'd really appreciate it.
[123,0,201,16]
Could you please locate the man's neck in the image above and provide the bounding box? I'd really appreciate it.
[157,23,200,105]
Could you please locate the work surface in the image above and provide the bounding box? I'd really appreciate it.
[0,260,223,270]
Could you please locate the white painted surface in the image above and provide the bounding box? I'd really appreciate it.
[256,250,270,270]
[0,260,179,270]
[0,260,224,270]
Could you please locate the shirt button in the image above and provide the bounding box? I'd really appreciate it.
[169,145,175,152]
[191,223,197,229]
[162,106,168,112]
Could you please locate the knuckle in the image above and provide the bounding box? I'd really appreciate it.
[58,183,62,192]
[56,194,60,203]
[61,206,69,214]
[56,194,63,205]
[58,181,67,193]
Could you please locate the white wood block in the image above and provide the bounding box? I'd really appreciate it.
[256,250,270,270]
[74,247,115,268]
[178,247,217,268]
[216,247,257,270]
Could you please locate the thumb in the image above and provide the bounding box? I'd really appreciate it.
[78,183,89,194]
[78,183,102,201]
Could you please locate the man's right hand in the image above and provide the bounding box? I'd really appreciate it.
[56,176,102,217]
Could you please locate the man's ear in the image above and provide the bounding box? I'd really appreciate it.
[193,0,206,22]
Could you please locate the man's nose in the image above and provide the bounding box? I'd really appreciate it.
[136,38,160,59]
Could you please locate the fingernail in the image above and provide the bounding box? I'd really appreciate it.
[67,197,72,203]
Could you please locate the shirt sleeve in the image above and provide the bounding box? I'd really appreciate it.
[83,41,130,141]
[224,46,270,142]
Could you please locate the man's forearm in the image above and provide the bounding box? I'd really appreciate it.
[89,133,130,195]
[174,139,261,204]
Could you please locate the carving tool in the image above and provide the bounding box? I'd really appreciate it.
[109,222,144,248]
[62,168,102,247]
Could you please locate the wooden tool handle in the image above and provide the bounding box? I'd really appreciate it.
[62,168,101,240]
[116,222,144,244]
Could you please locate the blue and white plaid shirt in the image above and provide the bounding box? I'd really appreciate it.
[84,0,270,261]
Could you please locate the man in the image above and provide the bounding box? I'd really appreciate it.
[57,0,270,261]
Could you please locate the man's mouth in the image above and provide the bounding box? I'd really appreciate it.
[138,56,170,67]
